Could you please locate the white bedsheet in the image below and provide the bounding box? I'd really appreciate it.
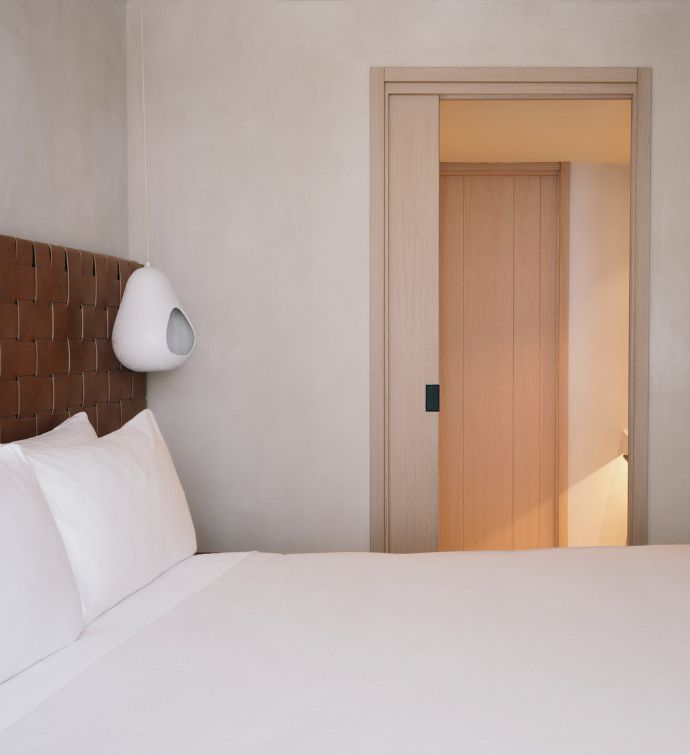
[0,552,248,730]
[1,545,689,754]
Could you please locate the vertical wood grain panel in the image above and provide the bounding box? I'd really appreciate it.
[463,176,514,550]
[439,166,560,551]
[513,176,542,549]
[388,94,439,553]
[439,176,464,551]
[539,175,559,547]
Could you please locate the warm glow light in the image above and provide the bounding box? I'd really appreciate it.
[440,100,631,164]
[567,458,628,547]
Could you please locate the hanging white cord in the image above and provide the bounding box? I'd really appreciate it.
[140,7,151,267]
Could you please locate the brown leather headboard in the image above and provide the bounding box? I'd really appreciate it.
[0,234,146,442]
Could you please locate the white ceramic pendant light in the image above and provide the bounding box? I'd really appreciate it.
[112,8,196,372]
[113,267,195,371]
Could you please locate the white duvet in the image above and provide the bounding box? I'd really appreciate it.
[1,545,689,754]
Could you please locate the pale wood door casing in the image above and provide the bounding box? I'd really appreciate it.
[371,68,651,553]
[439,166,560,551]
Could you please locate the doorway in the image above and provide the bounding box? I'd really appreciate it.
[370,68,651,554]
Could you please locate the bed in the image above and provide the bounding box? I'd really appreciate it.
[2,236,689,753]
[1,545,689,753]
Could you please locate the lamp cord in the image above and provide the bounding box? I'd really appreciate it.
[140,6,151,267]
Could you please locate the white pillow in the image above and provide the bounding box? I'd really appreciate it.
[22,410,197,623]
[14,412,97,451]
[0,445,83,683]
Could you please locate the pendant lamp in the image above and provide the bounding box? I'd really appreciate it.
[113,267,195,372]
[112,8,196,372]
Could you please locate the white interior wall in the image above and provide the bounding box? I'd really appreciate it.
[568,163,630,547]
[126,0,690,553]
[0,0,128,255]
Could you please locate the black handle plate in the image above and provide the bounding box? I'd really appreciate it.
[425,384,440,412]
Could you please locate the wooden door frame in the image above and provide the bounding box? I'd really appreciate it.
[370,67,651,552]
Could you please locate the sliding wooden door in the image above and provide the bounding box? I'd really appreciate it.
[439,164,561,551]
[387,95,440,553]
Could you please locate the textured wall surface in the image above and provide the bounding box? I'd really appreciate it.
[568,164,630,547]
[115,0,687,552]
[0,0,128,256]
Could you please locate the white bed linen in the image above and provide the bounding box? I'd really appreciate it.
[0,552,248,730]
[22,410,198,623]
[1,546,689,754]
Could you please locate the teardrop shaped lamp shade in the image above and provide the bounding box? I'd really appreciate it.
[112,266,196,372]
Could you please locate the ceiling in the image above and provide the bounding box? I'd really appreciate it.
[440,99,631,164]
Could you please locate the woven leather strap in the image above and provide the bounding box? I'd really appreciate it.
[0,234,146,442]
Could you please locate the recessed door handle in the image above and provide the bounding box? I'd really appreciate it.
[425,384,440,412]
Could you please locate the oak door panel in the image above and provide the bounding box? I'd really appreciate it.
[440,168,560,550]
[513,176,542,549]
[388,95,440,553]
[539,176,559,547]
[462,176,515,551]
[439,176,464,551]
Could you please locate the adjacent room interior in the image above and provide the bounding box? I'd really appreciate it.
[438,99,631,550]
[380,88,636,554]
